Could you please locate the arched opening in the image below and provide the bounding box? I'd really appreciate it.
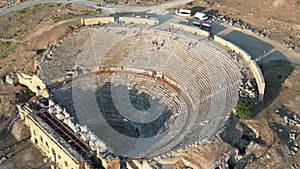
[52,148,56,156]
[64,161,68,167]
[36,65,40,71]
[37,86,41,91]
[34,138,38,144]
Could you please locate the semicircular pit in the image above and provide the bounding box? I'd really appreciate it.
[94,81,177,138]
[50,70,191,156]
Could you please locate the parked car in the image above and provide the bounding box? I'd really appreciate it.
[193,21,211,31]
[192,21,201,27]
[195,12,209,21]
[175,9,192,17]
[200,23,211,31]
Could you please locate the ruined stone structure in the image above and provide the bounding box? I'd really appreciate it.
[16,73,49,98]
[13,16,265,168]
[17,102,107,169]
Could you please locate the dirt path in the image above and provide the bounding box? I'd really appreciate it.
[23,18,79,42]
[149,0,193,13]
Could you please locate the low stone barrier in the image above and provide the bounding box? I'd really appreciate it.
[81,17,114,26]
[118,17,159,26]
[249,60,265,100]
[213,35,265,100]
[214,35,251,62]
[169,23,210,37]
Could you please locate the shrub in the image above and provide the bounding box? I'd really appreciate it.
[236,100,253,119]
[2,41,12,49]
[66,3,72,7]
[47,3,56,8]
[0,54,7,59]
[18,9,27,14]
[95,8,102,13]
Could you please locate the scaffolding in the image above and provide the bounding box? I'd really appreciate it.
[37,110,91,155]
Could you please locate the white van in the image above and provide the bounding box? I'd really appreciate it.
[195,12,209,21]
[175,9,192,17]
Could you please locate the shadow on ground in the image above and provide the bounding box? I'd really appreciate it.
[51,82,173,139]
[252,60,295,116]
[188,6,206,15]
[206,9,219,16]
[223,30,274,59]
[156,13,174,24]
[261,50,289,63]
[210,22,226,35]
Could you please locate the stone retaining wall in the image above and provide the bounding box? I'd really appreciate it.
[169,23,210,37]
[81,17,114,26]
[213,35,265,100]
[118,17,159,26]
[249,60,265,100]
[81,17,159,26]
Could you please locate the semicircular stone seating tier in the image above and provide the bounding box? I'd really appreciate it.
[50,70,190,156]
[47,26,241,152]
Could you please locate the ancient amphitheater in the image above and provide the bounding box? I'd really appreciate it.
[36,21,241,156]
[13,16,266,168]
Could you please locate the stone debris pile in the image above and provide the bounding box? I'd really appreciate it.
[207,10,300,50]
[275,110,300,156]
[40,43,58,62]
[4,72,18,86]
[283,113,300,129]
[282,33,300,50]
[208,13,271,39]
[238,69,257,99]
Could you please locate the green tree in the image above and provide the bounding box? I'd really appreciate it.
[236,100,253,119]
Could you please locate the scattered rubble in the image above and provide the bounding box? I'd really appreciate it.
[208,13,271,39]
[282,33,300,51]
[205,8,300,50]
[274,109,300,157]
[39,42,57,62]
[238,68,258,99]
[5,73,18,86]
